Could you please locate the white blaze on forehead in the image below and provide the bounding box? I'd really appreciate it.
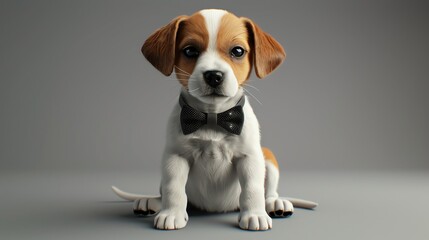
[192,9,239,101]
[199,9,227,50]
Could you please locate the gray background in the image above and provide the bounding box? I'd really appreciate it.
[1,0,429,172]
[1,0,428,239]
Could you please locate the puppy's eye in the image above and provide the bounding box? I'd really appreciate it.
[230,46,245,58]
[183,46,200,58]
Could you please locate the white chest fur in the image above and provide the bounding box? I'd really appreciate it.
[164,95,260,212]
[185,136,242,212]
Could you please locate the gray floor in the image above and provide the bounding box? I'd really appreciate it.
[1,169,428,240]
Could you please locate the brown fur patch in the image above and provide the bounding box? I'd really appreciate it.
[142,11,285,85]
[241,17,286,79]
[262,147,279,169]
[142,15,187,76]
[216,13,252,85]
[174,13,209,87]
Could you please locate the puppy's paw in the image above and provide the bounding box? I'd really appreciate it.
[133,197,161,216]
[266,197,294,218]
[238,211,272,231]
[154,210,188,230]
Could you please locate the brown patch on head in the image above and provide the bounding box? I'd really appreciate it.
[216,13,252,85]
[174,13,209,87]
[142,10,285,88]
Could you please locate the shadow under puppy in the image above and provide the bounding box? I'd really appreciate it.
[113,9,317,231]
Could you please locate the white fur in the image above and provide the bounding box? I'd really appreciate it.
[200,9,227,50]
[153,87,271,230]
[265,161,280,200]
[112,9,318,231]
[188,9,239,104]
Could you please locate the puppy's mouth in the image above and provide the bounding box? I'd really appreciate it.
[203,88,228,97]
[208,92,226,97]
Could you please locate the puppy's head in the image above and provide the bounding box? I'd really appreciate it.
[142,9,285,104]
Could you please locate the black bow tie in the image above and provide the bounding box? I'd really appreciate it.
[179,95,245,135]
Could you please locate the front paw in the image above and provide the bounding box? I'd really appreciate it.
[238,211,272,231]
[154,209,188,230]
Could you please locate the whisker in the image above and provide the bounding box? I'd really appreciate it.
[161,73,199,85]
[162,75,180,81]
[176,77,188,84]
[188,88,200,93]
[175,73,191,77]
[165,76,186,82]
[175,76,200,87]
[174,65,192,75]
[243,83,260,92]
[243,88,262,105]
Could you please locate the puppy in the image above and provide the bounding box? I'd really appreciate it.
[112,9,317,231]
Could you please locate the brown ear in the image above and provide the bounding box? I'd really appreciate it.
[141,16,188,76]
[242,18,286,78]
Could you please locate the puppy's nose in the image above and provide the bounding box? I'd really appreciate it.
[203,70,224,88]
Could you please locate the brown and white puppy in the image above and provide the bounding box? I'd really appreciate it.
[112,9,317,231]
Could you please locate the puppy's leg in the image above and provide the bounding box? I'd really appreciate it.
[133,197,162,216]
[263,147,294,218]
[154,154,190,230]
[111,186,162,216]
[237,150,272,231]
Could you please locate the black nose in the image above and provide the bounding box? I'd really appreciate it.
[203,70,224,88]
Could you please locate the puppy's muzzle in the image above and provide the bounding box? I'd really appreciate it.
[203,70,224,88]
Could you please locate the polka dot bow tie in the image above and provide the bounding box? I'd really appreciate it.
[179,95,245,135]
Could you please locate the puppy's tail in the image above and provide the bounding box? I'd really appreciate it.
[111,186,160,201]
[282,197,318,209]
